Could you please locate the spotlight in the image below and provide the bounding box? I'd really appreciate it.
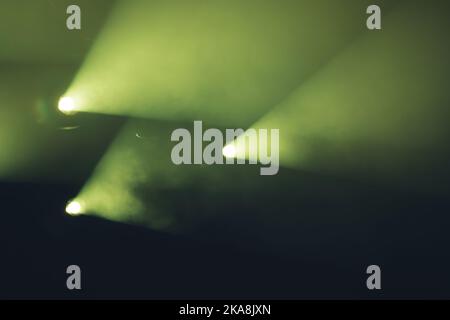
[58,97,77,114]
[222,144,236,158]
[65,200,83,216]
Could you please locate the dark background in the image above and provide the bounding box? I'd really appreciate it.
[1,167,449,299]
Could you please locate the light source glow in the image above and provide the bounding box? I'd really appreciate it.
[58,97,76,114]
[66,200,83,216]
[222,144,236,158]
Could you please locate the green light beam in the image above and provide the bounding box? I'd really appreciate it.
[228,1,450,192]
[65,0,388,126]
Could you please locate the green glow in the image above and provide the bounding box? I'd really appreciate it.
[0,65,76,179]
[65,0,379,126]
[75,119,265,230]
[71,0,450,228]
[75,121,179,229]
[230,2,450,190]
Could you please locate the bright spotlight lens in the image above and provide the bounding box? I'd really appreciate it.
[222,144,236,158]
[58,97,76,114]
[66,200,83,216]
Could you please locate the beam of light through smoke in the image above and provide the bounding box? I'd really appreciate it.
[227,1,450,193]
[64,0,388,126]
